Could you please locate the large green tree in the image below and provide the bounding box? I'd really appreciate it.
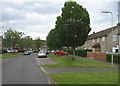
[55,1,91,56]
[46,29,62,50]
[3,28,24,48]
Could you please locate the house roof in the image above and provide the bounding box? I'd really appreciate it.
[92,43,101,48]
[88,25,118,40]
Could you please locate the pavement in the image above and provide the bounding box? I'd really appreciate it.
[2,53,51,84]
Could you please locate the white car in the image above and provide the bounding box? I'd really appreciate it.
[38,50,47,58]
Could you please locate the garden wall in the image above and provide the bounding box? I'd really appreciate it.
[87,52,106,61]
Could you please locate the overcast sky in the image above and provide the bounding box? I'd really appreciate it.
[1,0,119,40]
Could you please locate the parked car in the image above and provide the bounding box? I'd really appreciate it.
[23,50,31,55]
[38,50,47,58]
[7,48,18,53]
[54,50,68,55]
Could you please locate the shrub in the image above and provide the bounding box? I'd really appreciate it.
[62,48,92,57]
[2,49,7,54]
[75,49,92,57]
[106,54,120,64]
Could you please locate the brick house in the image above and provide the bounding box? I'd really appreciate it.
[79,23,120,53]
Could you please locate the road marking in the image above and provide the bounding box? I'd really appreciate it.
[36,57,53,84]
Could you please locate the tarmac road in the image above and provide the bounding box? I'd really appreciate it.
[2,53,50,84]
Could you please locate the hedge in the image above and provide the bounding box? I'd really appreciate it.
[106,54,120,64]
[62,48,92,57]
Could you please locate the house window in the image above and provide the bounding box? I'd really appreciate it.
[113,35,117,41]
[92,39,94,43]
[97,38,99,42]
[102,36,105,41]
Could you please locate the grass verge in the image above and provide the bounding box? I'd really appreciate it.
[1,53,23,59]
[50,72,118,84]
[42,53,113,68]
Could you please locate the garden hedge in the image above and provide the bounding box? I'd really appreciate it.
[106,54,120,64]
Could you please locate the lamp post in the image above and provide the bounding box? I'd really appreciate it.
[102,11,113,66]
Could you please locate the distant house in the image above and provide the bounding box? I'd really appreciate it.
[41,41,48,49]
[79,23,120,53]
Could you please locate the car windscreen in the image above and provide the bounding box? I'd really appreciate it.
[39,51,45,53]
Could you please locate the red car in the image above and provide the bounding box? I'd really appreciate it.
[54,51,68,55]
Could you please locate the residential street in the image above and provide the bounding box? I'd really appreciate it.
[2,53,51,84]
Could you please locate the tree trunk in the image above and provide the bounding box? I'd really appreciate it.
[72,47,75,60]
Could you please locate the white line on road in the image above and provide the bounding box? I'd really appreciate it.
[36,57,53,84]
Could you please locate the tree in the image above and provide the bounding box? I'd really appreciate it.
[46,29,62,50]
[3,28,24,48]
[19,36,33,49]
[55,1,91,59]
[34,37,42,49]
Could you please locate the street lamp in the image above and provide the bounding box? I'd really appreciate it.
[102,11,114,66]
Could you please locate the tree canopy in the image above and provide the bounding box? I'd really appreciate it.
[47,1,91,53]
[3,28,24,48]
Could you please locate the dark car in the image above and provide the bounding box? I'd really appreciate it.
[23,50,31,55]
[54,50,68,55]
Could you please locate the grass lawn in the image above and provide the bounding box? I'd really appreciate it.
[50,72,118,84]
[1,53,23,59]
[42,53,113,68]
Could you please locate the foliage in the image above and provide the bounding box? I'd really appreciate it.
[46,29,62,50]
[62,48,92,57]
[57,1,91,48]
[47,1,91,56]
[3,28,24,48]
[19,36,33,49]
[106,54,120,64]
[34,37,42,49]
[2,28,42,50]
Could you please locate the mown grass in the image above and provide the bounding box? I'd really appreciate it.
[50,72,118,84]
[1,53,23,59]
[42,53,113,68]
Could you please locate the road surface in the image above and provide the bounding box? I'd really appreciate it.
[2,53,50,84]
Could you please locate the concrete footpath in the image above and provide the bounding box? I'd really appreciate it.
[36,57,118,74]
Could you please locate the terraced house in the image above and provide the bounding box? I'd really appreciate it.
[80,23,120,53]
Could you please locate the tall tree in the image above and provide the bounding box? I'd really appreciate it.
[55,1,91,58]
[3,28,24,48]
[46,29,62,50]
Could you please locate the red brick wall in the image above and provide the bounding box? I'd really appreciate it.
[87,52,95,59]
[87,52,106,61]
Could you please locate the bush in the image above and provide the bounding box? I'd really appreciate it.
[62,48,92,57]
[75,49,92,57]
[2,49,7,54]
[106,54,120,64]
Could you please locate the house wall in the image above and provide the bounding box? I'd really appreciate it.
[118,35,120,53]
[107,26,119,53]
[80,36,107,53]
[79,25,119,53]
